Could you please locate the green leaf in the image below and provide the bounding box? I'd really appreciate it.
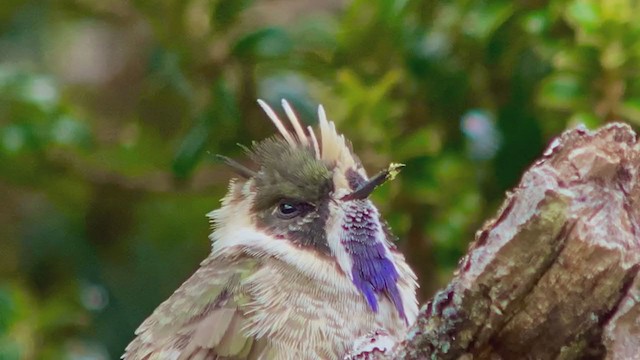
[0,284,32,360]
[600,41,626,70]
[172,119,211,180]
[172,79,239,178]
[0,340,21,360]
[552,47,598,71]
[394,127,442,160]
[463,1,514,42]
[567,111,601,128]
[537,73,587,110]
[1,125,28,155]
[50,116,92,148]
[0,287,16,334]
[232,27,292,60]
[521,9,550,35]
[618,99,640,125]
[566,0,601,31]
[212,0,255,30]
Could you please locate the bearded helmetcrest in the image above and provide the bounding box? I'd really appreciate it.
[123,98,419,360]
[257,99,365,184]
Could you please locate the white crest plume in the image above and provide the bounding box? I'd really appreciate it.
[256,99,359,170]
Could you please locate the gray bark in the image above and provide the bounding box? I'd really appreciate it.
[393,123,640,359]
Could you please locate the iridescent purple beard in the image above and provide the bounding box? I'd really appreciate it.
[341,201,406,323]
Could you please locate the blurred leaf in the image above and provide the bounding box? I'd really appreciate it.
[148,49,194,99]
[172,79,239,178]
[521,9,551,35]
[552,47,597,73]
[290,16,339,61]
[0,69,58,111]
[566,0,601,31]
[600,41,626,70]
[567,111,600,128]
[378,0,409,25]
[232,27,292,60]
[428,190,480,269]
[619,99,640,125]
[537,73,587,110]
[394,127,442,160]
[0,125,28,155]
[212,0,255,30]
[258,74,314,119]
[600,0,634,23]
[463,1,514,42]
[0,285,33,360]
[0,286,16,333]
[50,115,92,149]
[172,118,210,179]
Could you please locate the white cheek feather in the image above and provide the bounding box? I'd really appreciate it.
[325,198,354,281]
[207,185,358,295]
[206,180,253,248]
[367,203,420,324]
[393,252,420,324]
[214,227,361,296]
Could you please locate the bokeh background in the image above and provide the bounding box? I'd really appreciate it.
[2,0,640,358]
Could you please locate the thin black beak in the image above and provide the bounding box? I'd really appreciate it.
[341,163,405,201]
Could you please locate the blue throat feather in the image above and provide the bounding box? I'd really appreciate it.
[341,201,407,323]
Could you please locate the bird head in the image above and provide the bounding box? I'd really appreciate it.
[210,100,411,322]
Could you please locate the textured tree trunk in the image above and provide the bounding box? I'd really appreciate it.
[393,123,640,359]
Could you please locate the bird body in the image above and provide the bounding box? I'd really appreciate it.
[123,101,418,360]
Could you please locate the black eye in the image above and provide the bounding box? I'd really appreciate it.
[276,201,307,219]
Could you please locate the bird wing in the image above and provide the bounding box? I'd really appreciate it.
[122,256,269,360]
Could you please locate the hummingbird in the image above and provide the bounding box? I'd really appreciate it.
[123,100,419,360]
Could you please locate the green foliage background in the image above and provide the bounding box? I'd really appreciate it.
[1,0,639,358]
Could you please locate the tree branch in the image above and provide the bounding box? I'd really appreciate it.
[393,123,640,359]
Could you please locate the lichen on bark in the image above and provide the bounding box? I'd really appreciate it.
[390,123,640,360]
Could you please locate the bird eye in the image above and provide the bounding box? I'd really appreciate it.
[276,200,305,219]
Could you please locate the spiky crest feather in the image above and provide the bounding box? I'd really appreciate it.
[256,99,361,177]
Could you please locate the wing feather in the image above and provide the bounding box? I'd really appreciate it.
[217,310,250,356]
[123,256,262,360]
